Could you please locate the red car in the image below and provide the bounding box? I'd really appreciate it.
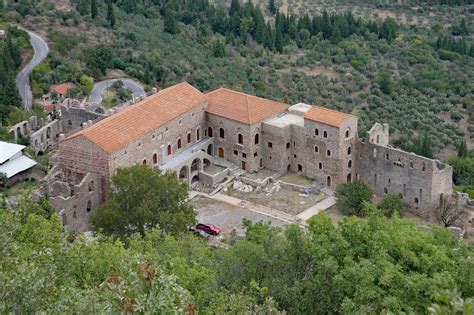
[195,223,221,236]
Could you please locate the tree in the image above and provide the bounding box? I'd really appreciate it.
[267,0,276,15]
[212,40,226,58]
[79,75,94,95]
[335,181,373,216]
[379,17,397,42]
[421,132,433,159]
[458,140,468,158]
[435,194,467,227]
[163,0,179,34]
[106,0,116,28]
[378,194,405,217]
[91,165,195,238]
[90,0,97,19]
[377,70,393,94]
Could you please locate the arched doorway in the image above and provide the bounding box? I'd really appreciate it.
[207,144,213,155]
[203,158,211,168]
[326,176,331,187]
[208,127,213,137]
[191,175,199,185]
[178,166,189,182]
[191,158,201,172]
[218,147,225,158]
[347,173,352,183]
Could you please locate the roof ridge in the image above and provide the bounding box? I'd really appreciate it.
[206,87,288,106]
[246,95,251,123]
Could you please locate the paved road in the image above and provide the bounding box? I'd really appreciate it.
[89,79,145,104]
[16,29,49,110]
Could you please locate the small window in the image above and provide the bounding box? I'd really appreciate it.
[385,153,389,160]
[314,146,319,153]
[326,150,331,157]
[268,142,273,148]
[286,142,290,149]
[219,128,225,139]
[177,138,182,149]
[345,129,350,138]
[196,128,200,140]
[410,160,413,168]
[238,134,243,144]
[73,211,77,219]
[254,152,258,157]
[88,181,94,192]
[293,141,296,147]
[208,127,213,137]
[315,128,319,136]
[254,133,259,144]
[242,153,247,158]
[323,131,328,138]
[422,162,426,171]
[153,153,157,164]
[414,197,419,205]
[347,146,351,155]
[187,133,191,143]
[143,159,147,165]
[167,145,172,155]
[318,162,323,170]
[86,200,91,213]
[383,187,388,194]
[233,150,238,156]
[294,154,297,158]
[298,164,303,172]
[348,160,352,168]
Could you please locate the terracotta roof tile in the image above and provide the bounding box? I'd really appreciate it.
[50,83,73,96]
[65,82,206,153]
[304,106,354,128]
[206,88,288,124]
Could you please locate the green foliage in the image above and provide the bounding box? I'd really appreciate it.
[6,106,29,125]
[79,75,94,94]
[446,149,474,186]
[377,69,393,94]
[106,0,116,28]
[378,194,405,217]
[404,132,434,158]
[91,165,195,238]
[90,0,97,19]
[212,40,226,58]
[335,181,373,216]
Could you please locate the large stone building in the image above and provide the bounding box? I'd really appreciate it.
[45,82,454,231]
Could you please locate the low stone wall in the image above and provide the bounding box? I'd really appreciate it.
[240,176,271,188]
[279,180,315,193]
[199,168,229,187]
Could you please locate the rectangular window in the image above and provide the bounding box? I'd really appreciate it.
[268,142,273,148]
[233,150,238,156]
[242,153,247,158]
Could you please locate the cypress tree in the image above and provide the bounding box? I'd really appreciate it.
[91,0,98,19]
[163,2,179,34]
[458,140,468,158]
[107,0,116,28]
[268,0,276,15]
[421,133,433,158]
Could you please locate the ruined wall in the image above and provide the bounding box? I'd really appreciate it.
[61,106,106,133]
[30,119,62,154]
[356,124,453,218]
[206,114,265,172]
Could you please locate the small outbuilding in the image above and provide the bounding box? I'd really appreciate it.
[0,141,37,187]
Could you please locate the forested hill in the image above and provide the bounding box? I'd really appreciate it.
[2,0,473,155]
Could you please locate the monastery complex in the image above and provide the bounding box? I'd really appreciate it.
[44,82,454,231]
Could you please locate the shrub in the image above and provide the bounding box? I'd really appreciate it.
[335,181,373,216]
[378,195,405,217]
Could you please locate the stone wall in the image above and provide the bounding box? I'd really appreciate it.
[206,114,265,172]
[356,124,453,219]
[261,120,292,174]
[61,106,106,134]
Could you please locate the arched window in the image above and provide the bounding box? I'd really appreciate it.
[86,200,91,213]
[73,211,77,219]
[167,144,172,155]
[327,176,331,187]
[347,146,352,155]
[318,162,323,170]
[345,129,350,138]
[177,138,182,149]
[314,146,319,153]
[153,153,157,164]
[219,128,225,139]
[254,133,259,144]
[326,150,331,157]
[208,127,213,137]
[414,197,419,205]
[315,128,319,136]
[323,131,328,138]
[347,173,352,183]
[238,134,243,144]
[143,159,147,165]
[348,160,352,168]
[422,162,426,171]
[196,128,200,140]
[384,187,388,194]
[385,153,389,160]
[187,133,191,143]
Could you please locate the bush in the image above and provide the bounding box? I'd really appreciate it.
[335,181,373,216]
[378,195,405,217]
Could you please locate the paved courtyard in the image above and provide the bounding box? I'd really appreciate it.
[191,195,288,237]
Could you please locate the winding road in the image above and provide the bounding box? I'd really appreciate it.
[16,28,49,111]
[89,78,145,104]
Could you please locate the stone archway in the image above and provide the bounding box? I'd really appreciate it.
[207,144,213,155]
[191,158,201,172]
[191,174,199,185]
[178,165,189,182]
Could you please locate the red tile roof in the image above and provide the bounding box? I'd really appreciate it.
[65,82,206,153]
[304,106,354,128]
[50,83,74,96]
[206,88,288,124]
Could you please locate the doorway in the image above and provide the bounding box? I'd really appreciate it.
[218,147,225,158]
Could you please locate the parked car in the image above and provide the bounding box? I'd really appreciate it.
[195,223,221,236]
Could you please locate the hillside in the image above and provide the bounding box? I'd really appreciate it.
[1,0,473,156]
